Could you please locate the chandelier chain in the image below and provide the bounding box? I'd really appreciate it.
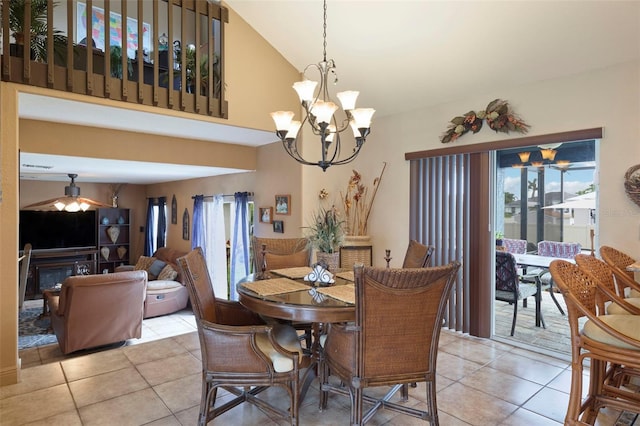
[322,0,327,62]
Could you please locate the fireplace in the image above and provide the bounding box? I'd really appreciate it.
[26,248,98,299]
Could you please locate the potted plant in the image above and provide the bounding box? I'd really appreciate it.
[305,205,344,271]
[2,0,67,63]
[495,231,504,247]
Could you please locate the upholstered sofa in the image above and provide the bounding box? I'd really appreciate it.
[116,247,190,318]
[48,271,147,354]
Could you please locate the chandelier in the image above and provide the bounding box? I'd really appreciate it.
[270,0,375,172]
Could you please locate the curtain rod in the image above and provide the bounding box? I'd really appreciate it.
[191,192,254,200]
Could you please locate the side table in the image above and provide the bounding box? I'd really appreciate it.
[40,288,61,320]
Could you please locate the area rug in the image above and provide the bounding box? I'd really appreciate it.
[18,307,57,350]
[616,412,639,425]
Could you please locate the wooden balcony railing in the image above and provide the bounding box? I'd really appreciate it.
[1,0,228,118]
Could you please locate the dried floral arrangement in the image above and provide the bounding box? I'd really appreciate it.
[341,162,387,236]
[440,99,530,144]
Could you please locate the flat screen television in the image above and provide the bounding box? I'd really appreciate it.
[19,210,97,250]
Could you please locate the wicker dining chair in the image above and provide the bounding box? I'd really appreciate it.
[600,245,640,298]
[549,259,640,425]
[401,239,435,268]
[320,261,460,425]
[574,254,640,315]
[251,236,313,348]
[177,247,306,426]
[251,236,311,274]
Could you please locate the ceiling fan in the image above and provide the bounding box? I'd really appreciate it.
[23,173,112,212]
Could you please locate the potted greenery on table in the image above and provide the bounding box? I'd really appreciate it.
[305,206,344,271]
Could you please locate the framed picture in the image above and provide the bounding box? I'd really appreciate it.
[273,220,284,233]
[259,207,273,223]
[275,194,291,215]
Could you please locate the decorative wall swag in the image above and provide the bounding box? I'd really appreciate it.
[440,99,530,144]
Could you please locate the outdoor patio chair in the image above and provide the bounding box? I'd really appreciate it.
[495,251,543,336]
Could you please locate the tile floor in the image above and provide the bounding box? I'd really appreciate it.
[3,307,627,425]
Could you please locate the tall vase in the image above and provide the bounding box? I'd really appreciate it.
[341,235,373,267]
[316,251,340,272]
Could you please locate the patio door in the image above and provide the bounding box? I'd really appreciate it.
[492,139,599,355]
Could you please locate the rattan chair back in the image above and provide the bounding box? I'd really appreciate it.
[550,259,640,424]
[321,261,460,425]
[252,236,310,272]
[600,245,638,290]
[401,239,435,268]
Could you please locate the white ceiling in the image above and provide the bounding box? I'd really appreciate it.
[20,0,640,184]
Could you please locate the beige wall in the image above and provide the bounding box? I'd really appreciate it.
[0,2,303,385]
[298,60,640,270]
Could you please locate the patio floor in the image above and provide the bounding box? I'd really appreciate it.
[494,289,573,358]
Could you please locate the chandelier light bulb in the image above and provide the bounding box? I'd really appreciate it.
[54,201,66,211]
[285,121,302,139]
[325,124,337,143]
[270,111,295,131]
[531,161,544,168]
[336,91,359,111]
[311,100,338,124]
[350,108,376,128]
[293,80,318,103]
[65,201,81,212]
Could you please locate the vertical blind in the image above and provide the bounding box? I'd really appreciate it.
[410,154,471,333]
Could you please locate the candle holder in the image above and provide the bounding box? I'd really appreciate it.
[384,249,392,268]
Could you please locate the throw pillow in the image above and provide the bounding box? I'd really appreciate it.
[134,256,156,273]
[157,264,178,281]
[148,259,167,278]
[265,250,309,270]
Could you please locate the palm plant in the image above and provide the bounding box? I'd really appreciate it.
[2,0,67,63]
[305,206,344,254]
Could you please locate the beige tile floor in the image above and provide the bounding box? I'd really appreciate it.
[4,305,628,425]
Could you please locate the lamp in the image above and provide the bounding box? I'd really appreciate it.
[517,152,531,162]
[270,0,375,172]
[540,148,557,160]
[23,174,112,212]
[530,161,544,168]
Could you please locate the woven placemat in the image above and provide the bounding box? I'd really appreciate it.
[241,278,309,296]
[270,267,314,279]
[317,284,356,304]
[335,271,355,282]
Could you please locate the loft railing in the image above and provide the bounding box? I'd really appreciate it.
[0,0,228,118]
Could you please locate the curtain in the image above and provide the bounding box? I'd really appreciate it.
[205,195,228,299]
[144,198,155,256]
[157,196,167,249]
[192,195,205,253]
[230,192,250,300]
[410,154,471,333]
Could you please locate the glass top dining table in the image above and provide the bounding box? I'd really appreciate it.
[236,269,356,323]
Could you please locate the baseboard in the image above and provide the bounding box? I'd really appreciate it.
[0,361,19,386]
